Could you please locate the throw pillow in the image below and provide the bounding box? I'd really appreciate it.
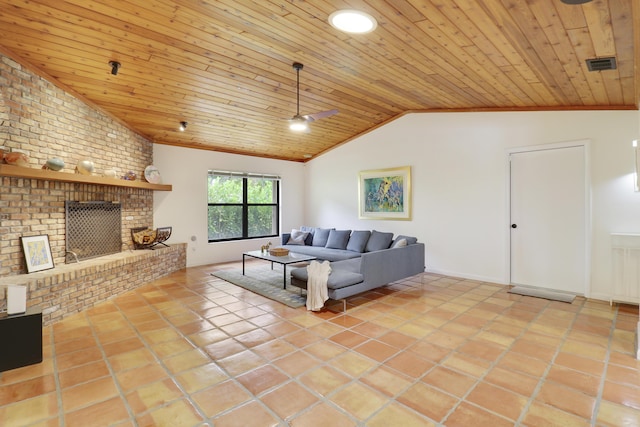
[287,229,310,245]
[299,226,315,245]
[346,230,371,253]
[325,229,352,250]
[365,230,394,252]
[391,235,418,246]
[312,228,332,247]
[391,238,407,248]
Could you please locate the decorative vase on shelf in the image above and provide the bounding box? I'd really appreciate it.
[103,169,117,178]
[4,151,30,167]
[43,157,65,171]
[123,171,136,181]
[75,159,95,175]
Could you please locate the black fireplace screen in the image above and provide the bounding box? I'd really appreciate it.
[65,201,122,262]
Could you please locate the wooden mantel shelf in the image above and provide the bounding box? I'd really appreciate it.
[0,164,172,191]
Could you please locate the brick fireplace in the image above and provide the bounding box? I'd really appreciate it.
[0,51,186,324]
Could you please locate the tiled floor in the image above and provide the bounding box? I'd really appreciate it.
[1,260,639,426]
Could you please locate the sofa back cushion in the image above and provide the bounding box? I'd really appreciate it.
[325,229,352,250]
[365,230,394,252]
[346,230,371,253]
[312,228,333,247]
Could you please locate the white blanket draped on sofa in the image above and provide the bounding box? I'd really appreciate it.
[306,260,331,311]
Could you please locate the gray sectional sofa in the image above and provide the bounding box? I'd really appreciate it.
[280,227,425,308]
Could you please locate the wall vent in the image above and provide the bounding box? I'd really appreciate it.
[585,57,617,72]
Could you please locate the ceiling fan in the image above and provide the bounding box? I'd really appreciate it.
[288,62,338,132]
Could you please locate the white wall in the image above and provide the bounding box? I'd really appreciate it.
[304,110,640,301]
[152,145,305,267]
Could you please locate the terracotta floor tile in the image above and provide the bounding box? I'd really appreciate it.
[64,396,130,427]
[331,382,387,420]
[58,360,109,389]
[108,348,157,372]
[546,365,601,396]
[217,349,266,376]
[61,376,119,412]
[115,363,169,392]
[0,393,59,426]
[329,330,369,349]
[497,351,549,377]
[523,401,591,427]
[174,362,228,393]
[367,402,436,427]
[235,328,274,348]
[54,336,97,355]
[422,366,477,397]
[290,402,356,427]
[457,339,505,361]
[191,380,252,417]
[596,399,640,426]
[135,399,204,427]
[511,339,558,362]
[213,400,280,427]
[408,341,452,363]
[354,340,399,362]
[299,366,351,396]
[441,352,492,378]
[605,363,640,387]
[484,366,539,397]
[602,380,640,410]
[0,375,56,406]
[273,350,318,377]
[536,381,596,419]
[237,365,289,395]
[330,352,377,378]
[152,338,195,359]
[55,347,104,371]
[351,321,388,338]
[303,340,346,361]
[445,401,513,427]
[384,351,435,378]
[203,337,246,360]
[361,366,413,397]
[163,348,211,374]
[260,381,319,420]
[398,382,459,422]
[466,382,528,420]
[125,378,183,414]
[141,327,182,345]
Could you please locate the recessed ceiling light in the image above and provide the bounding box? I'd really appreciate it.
[329,10,377,34]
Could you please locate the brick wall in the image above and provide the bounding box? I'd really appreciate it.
[0,52,186,324]
[0,53,156,276]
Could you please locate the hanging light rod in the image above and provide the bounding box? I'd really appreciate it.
[108,60,121,75]
[560,0,593,4]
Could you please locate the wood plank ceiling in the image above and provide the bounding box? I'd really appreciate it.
[0,0,637,162]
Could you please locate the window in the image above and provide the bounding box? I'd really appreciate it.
[207,170,280,242]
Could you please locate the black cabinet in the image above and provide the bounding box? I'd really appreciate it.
[0,306,43,372]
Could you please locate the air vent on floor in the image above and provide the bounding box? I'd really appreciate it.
[585,57,617,72]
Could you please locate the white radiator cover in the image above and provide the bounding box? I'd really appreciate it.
[611,233,640,304]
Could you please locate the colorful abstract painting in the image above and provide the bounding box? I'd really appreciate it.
[359,166,411,220]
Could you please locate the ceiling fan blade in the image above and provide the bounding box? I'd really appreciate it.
[303,109,338,122]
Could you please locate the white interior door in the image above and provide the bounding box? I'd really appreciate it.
[510,145,586,294]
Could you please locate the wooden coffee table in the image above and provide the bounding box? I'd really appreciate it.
[242,250,317,289]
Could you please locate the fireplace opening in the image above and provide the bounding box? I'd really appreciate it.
[65,201,122,262]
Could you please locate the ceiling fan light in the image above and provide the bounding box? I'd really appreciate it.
[289,117,308,132]
[329,10,377,34]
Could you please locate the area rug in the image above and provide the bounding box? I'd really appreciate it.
[211,265,306,308]
[508,286,575,303]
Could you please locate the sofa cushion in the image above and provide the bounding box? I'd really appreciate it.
[365,230,394,252]
[287,229,310,245]
[312,228,332,247]
[346,230,371,253]
[325,229,351,250]
[392,235,418,246]
[291,261,364,290]
[279,245,361,262]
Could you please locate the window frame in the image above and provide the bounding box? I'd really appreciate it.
[207,171,280,243]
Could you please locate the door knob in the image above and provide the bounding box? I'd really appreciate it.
[511,224,517,229]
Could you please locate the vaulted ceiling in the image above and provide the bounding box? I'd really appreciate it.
[0,0,638,162]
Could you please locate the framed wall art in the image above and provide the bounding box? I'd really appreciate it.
[358,166,411,220]
[21,234,55,273]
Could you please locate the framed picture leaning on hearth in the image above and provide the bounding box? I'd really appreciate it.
[21,234,55,273]
[359,165,411,220]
